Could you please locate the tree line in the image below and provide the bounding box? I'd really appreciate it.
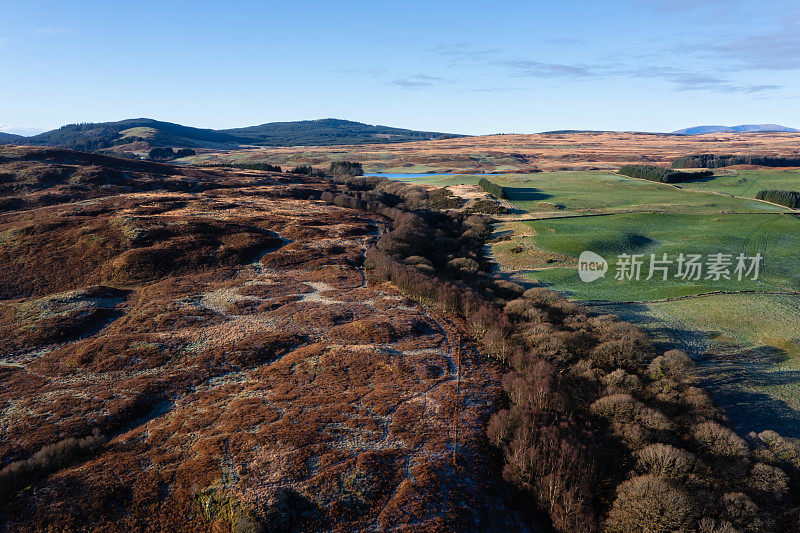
[673,154,800,168]
[148,147,195,160]
[756,189,800,208]
[317,173,800,532]
[618,164,712,183]
[329,160,364,177]
[223,162,282,172]
[477,177,508,199]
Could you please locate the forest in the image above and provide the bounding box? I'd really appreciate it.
[477,178,508,199]
[673,154,800,168]
[618,164,713,183]
[756,189,800,208]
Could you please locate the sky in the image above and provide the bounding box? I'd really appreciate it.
[1,0,799,135]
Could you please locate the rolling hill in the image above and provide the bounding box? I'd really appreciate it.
[221,118,461,145]
[673,124,799,135]
[3,118,462,152]
[0,131,25,144]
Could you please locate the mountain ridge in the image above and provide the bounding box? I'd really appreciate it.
[672,124,799,135]
[1,118,462,151]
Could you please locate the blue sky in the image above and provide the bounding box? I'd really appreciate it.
[1,0,798,135]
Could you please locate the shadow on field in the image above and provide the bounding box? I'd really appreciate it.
[502,187,553,202]
[681,174,718,184]
[587,302,800,439]
[698,347,800,439]
[586,302,711,355]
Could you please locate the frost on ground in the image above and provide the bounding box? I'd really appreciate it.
[0,147,522,532]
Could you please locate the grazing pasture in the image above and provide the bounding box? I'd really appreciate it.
[390,168,800,435]
[678,168,800,199]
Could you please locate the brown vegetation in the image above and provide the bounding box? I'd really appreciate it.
[4,146,800,532]
[323,172,800,532]
[201,131,800,173]
[0,147,525,531]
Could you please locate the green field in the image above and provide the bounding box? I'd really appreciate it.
[390,170,790,214]
[394,169,800,435]
[679,168,800,199]
[521,212,800,301]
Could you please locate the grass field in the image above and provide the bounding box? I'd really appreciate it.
[383,170,789,214]
[391,168,800,435]
[518,212,800,301]
[679,168,800,199]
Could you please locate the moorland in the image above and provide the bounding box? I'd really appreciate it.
[190,130,800,173]
[3,132,800,532]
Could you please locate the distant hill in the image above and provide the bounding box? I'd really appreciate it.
[673,124,799,135]
[221,118,461,146]
[0,131,25,144]
[16,118,251,152]
[5,118,462,151]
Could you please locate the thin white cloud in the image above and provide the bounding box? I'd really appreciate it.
[34,27,74,35]
[389,74,449,89]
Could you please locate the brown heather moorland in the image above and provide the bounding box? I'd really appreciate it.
[3,146,800,532]
[188,131,800,173]
[0,147,525,531]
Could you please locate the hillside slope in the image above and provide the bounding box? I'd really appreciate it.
[7,118,462,151]
[221,118,460,146]
[0,146,524,531]
[0,131,25,144]
[18,118,249,151]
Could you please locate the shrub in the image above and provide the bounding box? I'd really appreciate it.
[590,393,637,421]
[601,369,642,395]
[590,338,646,372]
[464,198,511,214]
[635,443,699,480]
[0,432,106,502]
[606,475,697,532]
[720,492,766,532]
[648,349,694,380]
[693,421,750,459]
[747,462,789,502]
[446,257,480,279]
